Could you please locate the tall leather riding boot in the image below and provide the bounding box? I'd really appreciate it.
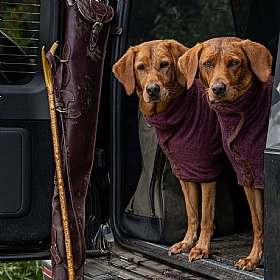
[48,1,115,279]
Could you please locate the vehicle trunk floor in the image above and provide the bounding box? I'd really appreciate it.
[211,229,264,271]
[84,252,211,279]
[84,229,263,279]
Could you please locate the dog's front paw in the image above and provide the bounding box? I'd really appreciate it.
[188,246,209,262]
[234,258,258,271]
[168,241,194,256]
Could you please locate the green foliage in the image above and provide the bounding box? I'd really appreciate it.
[0,0,40,82]
[128,0,235,47]
[0,0,40,54]
[0,261,43,280]
[150,0,235,46]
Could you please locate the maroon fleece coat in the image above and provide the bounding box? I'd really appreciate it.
[208,76,274,189]
[145,80,226,182]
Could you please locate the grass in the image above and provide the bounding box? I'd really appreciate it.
[0,261,43,280]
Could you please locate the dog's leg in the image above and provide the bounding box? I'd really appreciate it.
[235,187,264,271]
[188,182,216,262]
[168,181,200,255]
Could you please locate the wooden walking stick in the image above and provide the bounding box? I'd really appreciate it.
[42,43,75,280]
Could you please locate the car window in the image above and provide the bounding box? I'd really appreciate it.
[127,0,236,47]
[0,0,40,85]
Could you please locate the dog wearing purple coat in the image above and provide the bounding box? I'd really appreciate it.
[179,36,273,271]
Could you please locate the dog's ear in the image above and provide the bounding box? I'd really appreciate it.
[241,39,272,82]
[178,43,202,89]
[112,47,136,95]
[164,40,189,87]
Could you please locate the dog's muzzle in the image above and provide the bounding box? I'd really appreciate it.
[211,82,226,96]
[146,83,160,101]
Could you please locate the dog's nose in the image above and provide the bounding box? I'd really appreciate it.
[211,82,226,95]
[146,84,160,97]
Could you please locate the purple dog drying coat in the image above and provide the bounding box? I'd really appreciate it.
[145,80,226,182]
[208,76,274,189]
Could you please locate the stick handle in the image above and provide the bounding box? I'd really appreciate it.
[42,44,75,280]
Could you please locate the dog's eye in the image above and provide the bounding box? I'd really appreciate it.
[228,60,239,67]
[203,61,212,68]
[137,64,145,70]
[160,61,169,68]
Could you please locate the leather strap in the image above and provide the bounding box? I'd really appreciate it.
[110,26,122,35]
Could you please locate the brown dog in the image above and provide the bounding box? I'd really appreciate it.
[178,37,273,271]
[113,39,226,262]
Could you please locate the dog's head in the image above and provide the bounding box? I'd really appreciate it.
[112,40,188,104]
[178,37,272,102]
